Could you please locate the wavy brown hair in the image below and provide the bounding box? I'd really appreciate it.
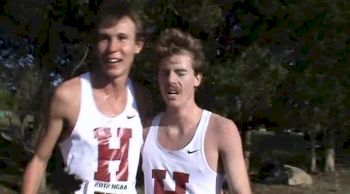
[154,28,205,75]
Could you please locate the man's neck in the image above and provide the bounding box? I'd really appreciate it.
[90,71,129,117]
[163,104,202,128]
[91,71,129,99]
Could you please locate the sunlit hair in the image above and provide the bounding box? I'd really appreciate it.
[95,0,144,41]
[154,28,205,75]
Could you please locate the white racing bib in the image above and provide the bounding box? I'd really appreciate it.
[81,180,131,194]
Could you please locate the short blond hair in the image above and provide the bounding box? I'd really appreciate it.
[95,0,144,41]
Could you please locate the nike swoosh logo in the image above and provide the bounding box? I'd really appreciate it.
[187,149,200,154]
[127,115,136,119]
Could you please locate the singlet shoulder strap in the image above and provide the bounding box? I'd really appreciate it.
[150,113,163,129]
[197,110,212,147]
[149,113,163,136]
[126,78,136,108]
[79,72,93,107]
[143,113,163,148]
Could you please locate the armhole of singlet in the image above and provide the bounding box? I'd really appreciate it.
[58,72,89,144]
[200,110,220,175]
[72,72,90,133]
[126,78,135,109]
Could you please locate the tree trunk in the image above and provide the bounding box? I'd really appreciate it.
[324,148,335,172]
[310,133,318,173]
[324,129,335,172]
[244,129,252,170]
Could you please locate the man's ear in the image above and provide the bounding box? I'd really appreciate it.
[194,73,202,87]
[135,40,144,54]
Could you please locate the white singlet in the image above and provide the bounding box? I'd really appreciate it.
[59,72,143,194]
[142,110,225,194]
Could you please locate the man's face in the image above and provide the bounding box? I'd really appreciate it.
[158,53,202,109]
[96,16,143,79]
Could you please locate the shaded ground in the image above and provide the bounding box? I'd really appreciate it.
[248,132,350,194]
[252,165,350,194]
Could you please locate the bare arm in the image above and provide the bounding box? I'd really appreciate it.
[218,120,252,194]
[22,86,68,194]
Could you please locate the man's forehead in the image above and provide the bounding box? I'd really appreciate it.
[98,16,137,32]
[159,66,188,71]
[161,54,192,64]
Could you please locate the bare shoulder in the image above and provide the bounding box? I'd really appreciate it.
[50,76,81,117]
[209,112,239,135]
[207,112,242,148]
[54,77,81,101]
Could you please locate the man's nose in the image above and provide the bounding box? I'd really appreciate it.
[108,38,121,52]
[167,72,177,83]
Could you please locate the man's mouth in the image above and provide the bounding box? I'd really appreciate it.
[167,91,178,95]
[167,88,180,95]
[107,58,122,63]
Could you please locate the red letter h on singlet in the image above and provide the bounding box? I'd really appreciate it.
[94,127,132,182]
[152,169,189,194]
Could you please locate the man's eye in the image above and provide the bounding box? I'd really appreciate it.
[177,72,186,76]
[118,35,128,41]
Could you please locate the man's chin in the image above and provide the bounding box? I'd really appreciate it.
[102,70,129,80]
[165,102,180,110]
